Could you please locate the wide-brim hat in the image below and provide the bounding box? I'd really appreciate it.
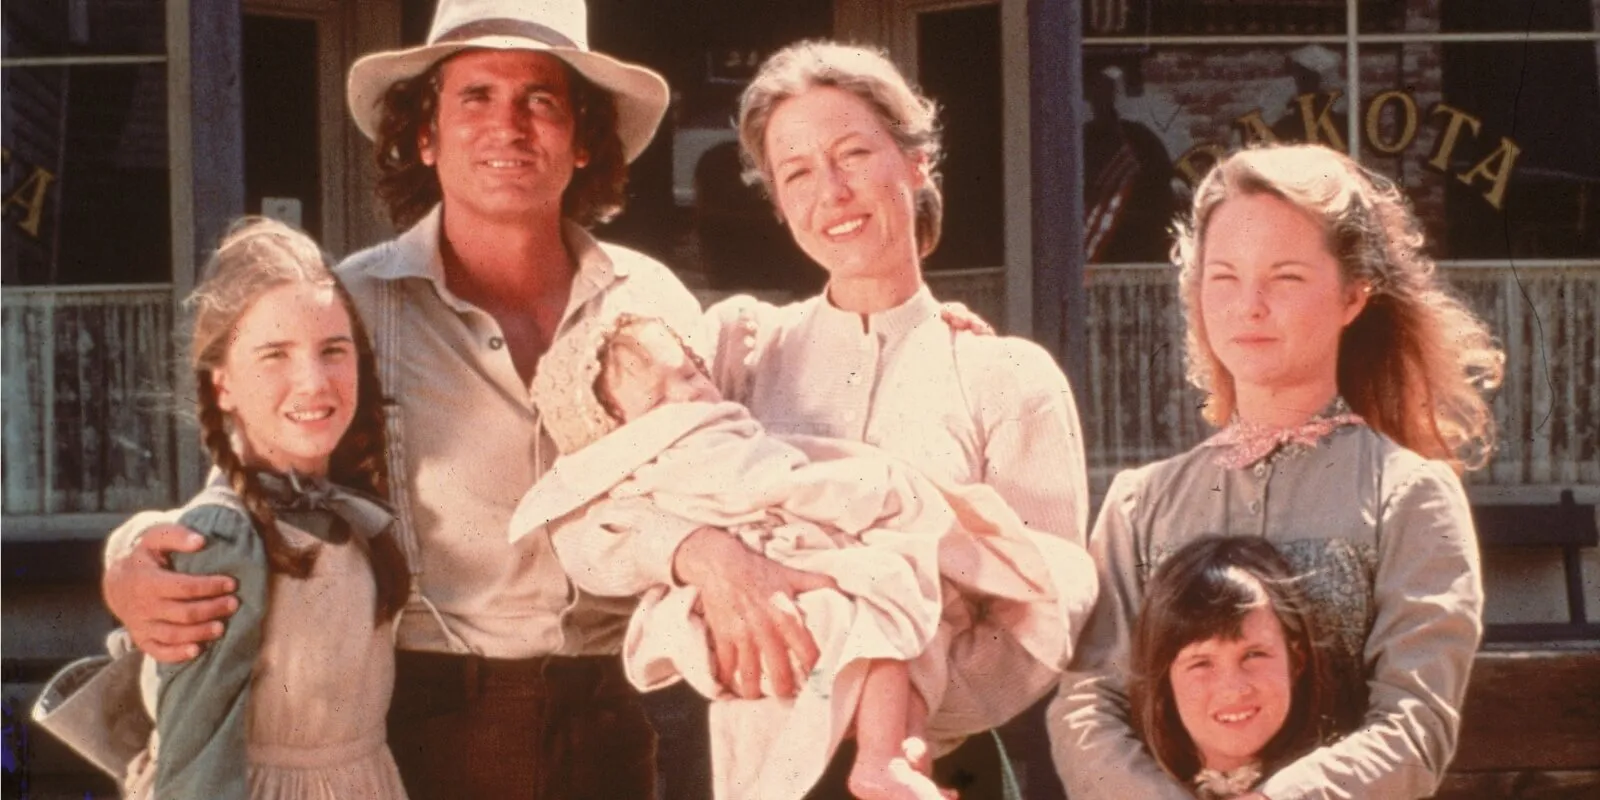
[346,0,669,162]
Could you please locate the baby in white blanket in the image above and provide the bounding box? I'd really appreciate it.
[515,314,1097,800]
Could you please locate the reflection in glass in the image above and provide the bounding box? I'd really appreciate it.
[1084,64,1177,263]
[1085,37,1600,262]
[2,63,171,285]
[1082,46,1350,262]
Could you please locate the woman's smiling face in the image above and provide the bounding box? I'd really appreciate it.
[763,85,926,285]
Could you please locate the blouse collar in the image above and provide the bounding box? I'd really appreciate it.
[809,283,940,344]
[1204,396,1366,471]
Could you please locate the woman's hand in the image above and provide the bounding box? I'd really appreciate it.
[673,527,838,699]
[938,301,994,336]
[102,524,239,662]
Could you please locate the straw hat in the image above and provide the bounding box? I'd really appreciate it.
[345,0,669,162]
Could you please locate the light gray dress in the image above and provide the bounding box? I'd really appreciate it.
[1050,421,1483,800]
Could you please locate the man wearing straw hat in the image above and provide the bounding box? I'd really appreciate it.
[101,1,835,796]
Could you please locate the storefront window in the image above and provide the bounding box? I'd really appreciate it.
[1079,0,1600,497]
[1083,0,1600,264]
[1,0,165,57]
[1082,45,1352,263]
[918,3,1004,271]
[3,0,171,286]
[3,1,177,521]
[1361,41,1600,259]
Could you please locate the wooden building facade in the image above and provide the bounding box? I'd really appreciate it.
[3,0,1597,795]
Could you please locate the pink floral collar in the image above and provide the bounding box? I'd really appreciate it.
[1205,398,1365,471]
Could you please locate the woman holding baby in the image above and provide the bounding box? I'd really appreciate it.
[552,40,1092,799]
[703,39,1093,800]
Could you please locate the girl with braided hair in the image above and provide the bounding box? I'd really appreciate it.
[123,217,410,799]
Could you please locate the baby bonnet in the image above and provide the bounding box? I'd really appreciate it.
[530,313,624,456]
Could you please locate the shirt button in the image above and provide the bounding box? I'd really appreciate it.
[489,336,505,350]
[1253,462,1268,478]
[1248,499,1262,515]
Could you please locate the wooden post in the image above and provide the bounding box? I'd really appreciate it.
[1028,0,1087,398]
[170,0,245,495]
[189,1,245,276]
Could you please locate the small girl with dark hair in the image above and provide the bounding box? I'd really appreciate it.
[1129,536,1341,799]
[123,217,410,799]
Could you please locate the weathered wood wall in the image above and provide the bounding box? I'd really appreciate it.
[2,287,177,516]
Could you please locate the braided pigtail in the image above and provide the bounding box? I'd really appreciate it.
[196,372,318,577]
[327,280,410,622]
[190,217,412,619]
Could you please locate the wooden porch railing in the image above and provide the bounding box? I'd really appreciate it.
[1,265,1594,528]
[2,286,179,520]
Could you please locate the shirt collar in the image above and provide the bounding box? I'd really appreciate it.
[362,205,627,309]
[808,283,940,343]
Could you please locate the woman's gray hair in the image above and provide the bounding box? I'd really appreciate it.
[737,40,945,258]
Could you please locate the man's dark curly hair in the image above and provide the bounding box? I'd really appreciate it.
[371,50,628,231]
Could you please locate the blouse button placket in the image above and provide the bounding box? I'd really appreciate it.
[1251,460,1272,534]
[850,337,878,440]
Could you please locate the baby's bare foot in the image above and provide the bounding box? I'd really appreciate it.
[847,756,955,800]
[902,736,933,776]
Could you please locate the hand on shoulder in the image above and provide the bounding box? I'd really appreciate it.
[103,524,239,663]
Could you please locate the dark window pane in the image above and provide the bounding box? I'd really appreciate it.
[243,15,321,239]
[1,0,165,58]
[3,63,171,285]
[1360,43,1600,259]
[919,3,1004,270]
[1085,0,1350,37]
[1363,0,1599,34]
[588,0,830,296]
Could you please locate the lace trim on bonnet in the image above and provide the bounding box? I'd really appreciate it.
[531,312,713,456]
[530,313,626,456]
